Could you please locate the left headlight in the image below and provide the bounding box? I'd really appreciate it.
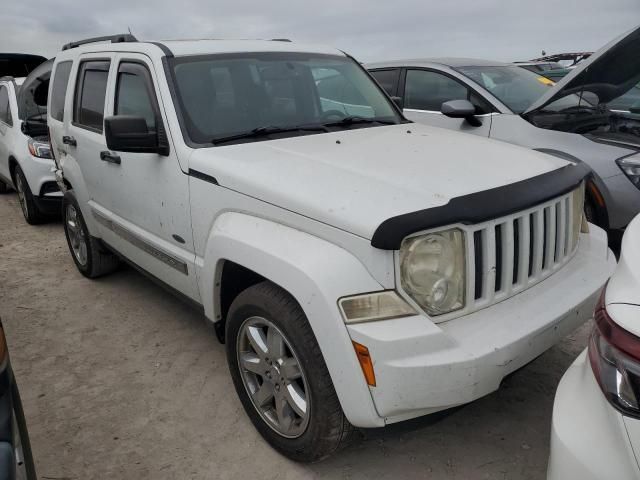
[617,157,640,190]
[28,137,52,159]
[400,228,466,317]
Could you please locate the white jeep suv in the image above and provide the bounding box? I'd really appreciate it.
[48,34,615,461]
[0,61,62,224]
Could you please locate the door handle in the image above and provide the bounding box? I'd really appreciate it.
[62,136,77,147]
[100,151,121,165]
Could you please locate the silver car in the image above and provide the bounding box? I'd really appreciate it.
[367,26,640,239]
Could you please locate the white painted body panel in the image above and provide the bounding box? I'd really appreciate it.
[189,122,568,240]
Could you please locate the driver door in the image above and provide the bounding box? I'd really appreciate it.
[97,53,199,302]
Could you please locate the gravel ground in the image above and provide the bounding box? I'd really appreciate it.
[0,192,592,480]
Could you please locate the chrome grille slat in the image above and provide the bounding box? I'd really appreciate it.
[532,211,544,277]
[516,216,530,287]
[501,221,514,296]
[544,206,556,271]
[481,227,497,303]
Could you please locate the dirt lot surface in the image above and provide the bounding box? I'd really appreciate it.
[0,192,592,480]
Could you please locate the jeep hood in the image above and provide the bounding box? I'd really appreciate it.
[524,25,640,114]
[189,124,571,241]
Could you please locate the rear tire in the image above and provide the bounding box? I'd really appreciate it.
[226,281,358,462]
[13,165,45,225]
[0,180,9,194]
[62,194,119,278]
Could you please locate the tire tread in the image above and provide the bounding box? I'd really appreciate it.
[226,281,358,462]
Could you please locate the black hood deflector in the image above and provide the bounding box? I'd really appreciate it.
[371,162,591,250]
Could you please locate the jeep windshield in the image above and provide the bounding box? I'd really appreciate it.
[169,52,403,146]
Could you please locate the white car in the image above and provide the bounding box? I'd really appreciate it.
[0,60,62,224]
[548,214,640,480]
[49,34,615,461]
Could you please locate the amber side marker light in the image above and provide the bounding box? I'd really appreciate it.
[353,341,376,387]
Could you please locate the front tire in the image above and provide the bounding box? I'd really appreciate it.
[226,281,357,462]
[62,194,119,278]
[13,165,45,225]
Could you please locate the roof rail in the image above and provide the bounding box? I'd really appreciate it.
[62,34,138,51]
[271,38,292,42]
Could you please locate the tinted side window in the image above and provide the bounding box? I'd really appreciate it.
[50,61,73,122]
[369,69,400,96]
[74,61,110,132]
[115,63,158,130]
[0,85,12,125]
[405,70,468,111]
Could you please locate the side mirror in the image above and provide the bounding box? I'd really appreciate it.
[391,96,404,109]
[104,115,170,155]
[441,99,482,127]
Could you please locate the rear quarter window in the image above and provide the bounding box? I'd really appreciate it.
[50,61,73,122]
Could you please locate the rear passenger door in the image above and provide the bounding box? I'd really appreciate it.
[401,69,493,136]
[64,54,115,215]
[97,53,199,301]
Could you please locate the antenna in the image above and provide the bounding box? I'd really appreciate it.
[128,26,133,36]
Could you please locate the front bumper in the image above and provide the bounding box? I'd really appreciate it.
[547,350,640,480]
[20,155,57,199]
[347,226,615,425]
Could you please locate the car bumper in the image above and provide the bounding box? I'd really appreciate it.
[547,350,640,480]
[347,226,615,425]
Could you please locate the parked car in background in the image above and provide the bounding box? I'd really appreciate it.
[0,58,61,224]
[0,318,37,480]
[514,62,571,82]
[368,25,640,241]
[513,61,564,74]
[547,214,640,480]
[50,34,614,461]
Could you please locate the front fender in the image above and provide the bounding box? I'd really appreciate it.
[198,212,386,427]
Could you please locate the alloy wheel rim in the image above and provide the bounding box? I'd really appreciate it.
[14,174,28,218]
[65,205,88,266]
[237,316,310,438]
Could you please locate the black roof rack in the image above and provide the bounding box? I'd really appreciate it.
[271,38,292,42]
[62,34,138,51]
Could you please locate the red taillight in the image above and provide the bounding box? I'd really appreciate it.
[589,287,640,417]
[592,290,640,362]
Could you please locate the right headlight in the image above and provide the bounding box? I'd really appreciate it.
[617,157,640,190]
[399,228,466,317]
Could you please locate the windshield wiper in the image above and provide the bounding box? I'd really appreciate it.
[211,125,328,145]
[323,116,397,128]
